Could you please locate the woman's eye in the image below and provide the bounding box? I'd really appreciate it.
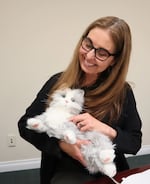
[85,42,92,49]
[97,49,108,57]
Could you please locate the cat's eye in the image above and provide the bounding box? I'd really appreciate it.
[61,94,66,98]
[71,98,76,102]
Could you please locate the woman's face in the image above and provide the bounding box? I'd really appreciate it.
[79,27,116,78]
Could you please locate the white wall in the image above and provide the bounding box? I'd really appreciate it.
[0,0,150,162]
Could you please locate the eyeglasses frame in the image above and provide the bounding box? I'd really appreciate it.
[81,36,118,61]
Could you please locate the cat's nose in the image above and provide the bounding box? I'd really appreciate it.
[65,100,68,103]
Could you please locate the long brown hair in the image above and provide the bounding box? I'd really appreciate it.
[48,16,132,124]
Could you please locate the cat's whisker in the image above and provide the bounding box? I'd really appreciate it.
[41,99,48,103]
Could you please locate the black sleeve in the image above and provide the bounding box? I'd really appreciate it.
[113,87,142,155]
[18,73,62,157]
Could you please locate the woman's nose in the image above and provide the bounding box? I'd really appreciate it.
[86,49,95,60]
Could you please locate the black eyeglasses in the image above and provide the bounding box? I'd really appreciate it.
[81,37,117,61]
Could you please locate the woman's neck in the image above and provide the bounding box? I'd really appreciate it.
[82,74,98,87]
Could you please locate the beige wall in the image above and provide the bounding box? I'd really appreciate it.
[0,0,150,162]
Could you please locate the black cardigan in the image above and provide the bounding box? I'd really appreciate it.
[18,73,142,184]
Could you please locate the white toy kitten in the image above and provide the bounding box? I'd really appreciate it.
[27,88,116,177]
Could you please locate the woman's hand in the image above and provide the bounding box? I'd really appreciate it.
[70,113,117,139]
[70,113,101,132]
[59,139,89,166]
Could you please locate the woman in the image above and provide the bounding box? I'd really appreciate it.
[18,16,142,184]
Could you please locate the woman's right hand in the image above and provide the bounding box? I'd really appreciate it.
[59,139,89,166]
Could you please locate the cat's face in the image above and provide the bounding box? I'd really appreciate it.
[50,88,84,113]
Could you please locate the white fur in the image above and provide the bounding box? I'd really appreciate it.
[27,88,116,177]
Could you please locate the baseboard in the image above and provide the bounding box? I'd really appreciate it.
[137,145,150,156]
[125,145,150,157]
[0,145,150,173]
[0,158,40,173]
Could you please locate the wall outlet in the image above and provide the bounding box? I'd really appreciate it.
[7,134,16,147]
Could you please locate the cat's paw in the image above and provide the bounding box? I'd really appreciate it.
[27,118,46,132]
[103,163,116,177]
[99,149,115,164]
[63,130,77,144]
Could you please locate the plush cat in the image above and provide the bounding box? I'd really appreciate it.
[27,88,116,177]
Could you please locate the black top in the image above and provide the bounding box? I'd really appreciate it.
[18,73,142,184]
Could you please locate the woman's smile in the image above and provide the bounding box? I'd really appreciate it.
[84,60,96,67]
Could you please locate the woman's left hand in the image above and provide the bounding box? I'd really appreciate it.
[70,113,117,139]
[70,113,101,132]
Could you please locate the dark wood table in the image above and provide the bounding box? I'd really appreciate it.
[84,164,150,184]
